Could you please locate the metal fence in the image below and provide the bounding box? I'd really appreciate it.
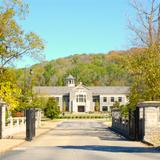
[112,109,129,137]
[111,107,144,141]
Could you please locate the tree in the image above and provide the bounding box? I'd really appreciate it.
[0,68,17,83]
[127,0,160,109]
[111,101,120,109]
[19,95,47,111]
[0,0,44,74]
[120,105,129,119]
[0,0,44,113]
[31,96,47,110]
[128,0,160,47]
[43,63,55,86]
[0,81,21,111]
[127,47,160,109]
[44,97,60,119]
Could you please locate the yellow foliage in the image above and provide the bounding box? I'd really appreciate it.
[0,81,21,111]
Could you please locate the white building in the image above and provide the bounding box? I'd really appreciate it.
[33,75,129,112]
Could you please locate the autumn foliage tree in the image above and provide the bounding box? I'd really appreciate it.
[0,0,44,111]
[0,82,21,111]
[128,47,160,108]
[128,0,160,109]
[0,0,44,73]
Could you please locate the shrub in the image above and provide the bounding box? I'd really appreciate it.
[59,116,62,119]
[111,101,120,110]
[63,101,67,112]
[44,97,60,119]
[95,100,100,112]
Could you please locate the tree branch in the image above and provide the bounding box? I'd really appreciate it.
[1,48,31,68]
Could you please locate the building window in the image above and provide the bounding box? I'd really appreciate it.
[93,97,97,102]
[111,97,114,102]
[118,97,122,102]
[102,106,108,112]
[76,95,86,102]
[93,96,99,102]
[103,97,107,102]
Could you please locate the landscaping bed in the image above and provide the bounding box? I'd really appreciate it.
[58,112,111,119]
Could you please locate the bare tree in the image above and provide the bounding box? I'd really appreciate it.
[128,0,160,47]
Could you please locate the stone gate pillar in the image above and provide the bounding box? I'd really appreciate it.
[0,102,7,139]
[137,101,160,145]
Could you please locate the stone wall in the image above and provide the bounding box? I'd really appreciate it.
[138,101,160,146]
[145,128,160,146]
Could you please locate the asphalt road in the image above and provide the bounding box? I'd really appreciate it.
[1,120,160,160]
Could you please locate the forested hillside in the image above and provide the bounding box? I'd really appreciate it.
[15,48,136,87]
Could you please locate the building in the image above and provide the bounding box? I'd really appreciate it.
[33,75,129,112]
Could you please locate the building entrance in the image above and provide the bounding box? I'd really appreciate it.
[78,106,85,112]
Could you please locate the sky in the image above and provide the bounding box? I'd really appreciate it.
[15,0,134,68]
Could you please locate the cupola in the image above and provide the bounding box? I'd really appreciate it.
[65,75,75,87]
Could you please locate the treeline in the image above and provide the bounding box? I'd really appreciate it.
[16,49,135,88]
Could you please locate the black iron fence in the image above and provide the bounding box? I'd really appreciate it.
[112,117,129,137]
[112,107,144,141]
[112,109,129,138]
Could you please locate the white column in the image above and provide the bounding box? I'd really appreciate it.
[72,100,77,112]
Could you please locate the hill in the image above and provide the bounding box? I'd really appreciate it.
[16,48,135,87]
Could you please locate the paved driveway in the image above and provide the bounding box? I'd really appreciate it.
[1,120,160,160]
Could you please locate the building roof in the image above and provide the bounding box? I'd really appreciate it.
[33,86,72,95]
[88,86,130,95]
[33,86,130,95]
[66,74,75,80]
